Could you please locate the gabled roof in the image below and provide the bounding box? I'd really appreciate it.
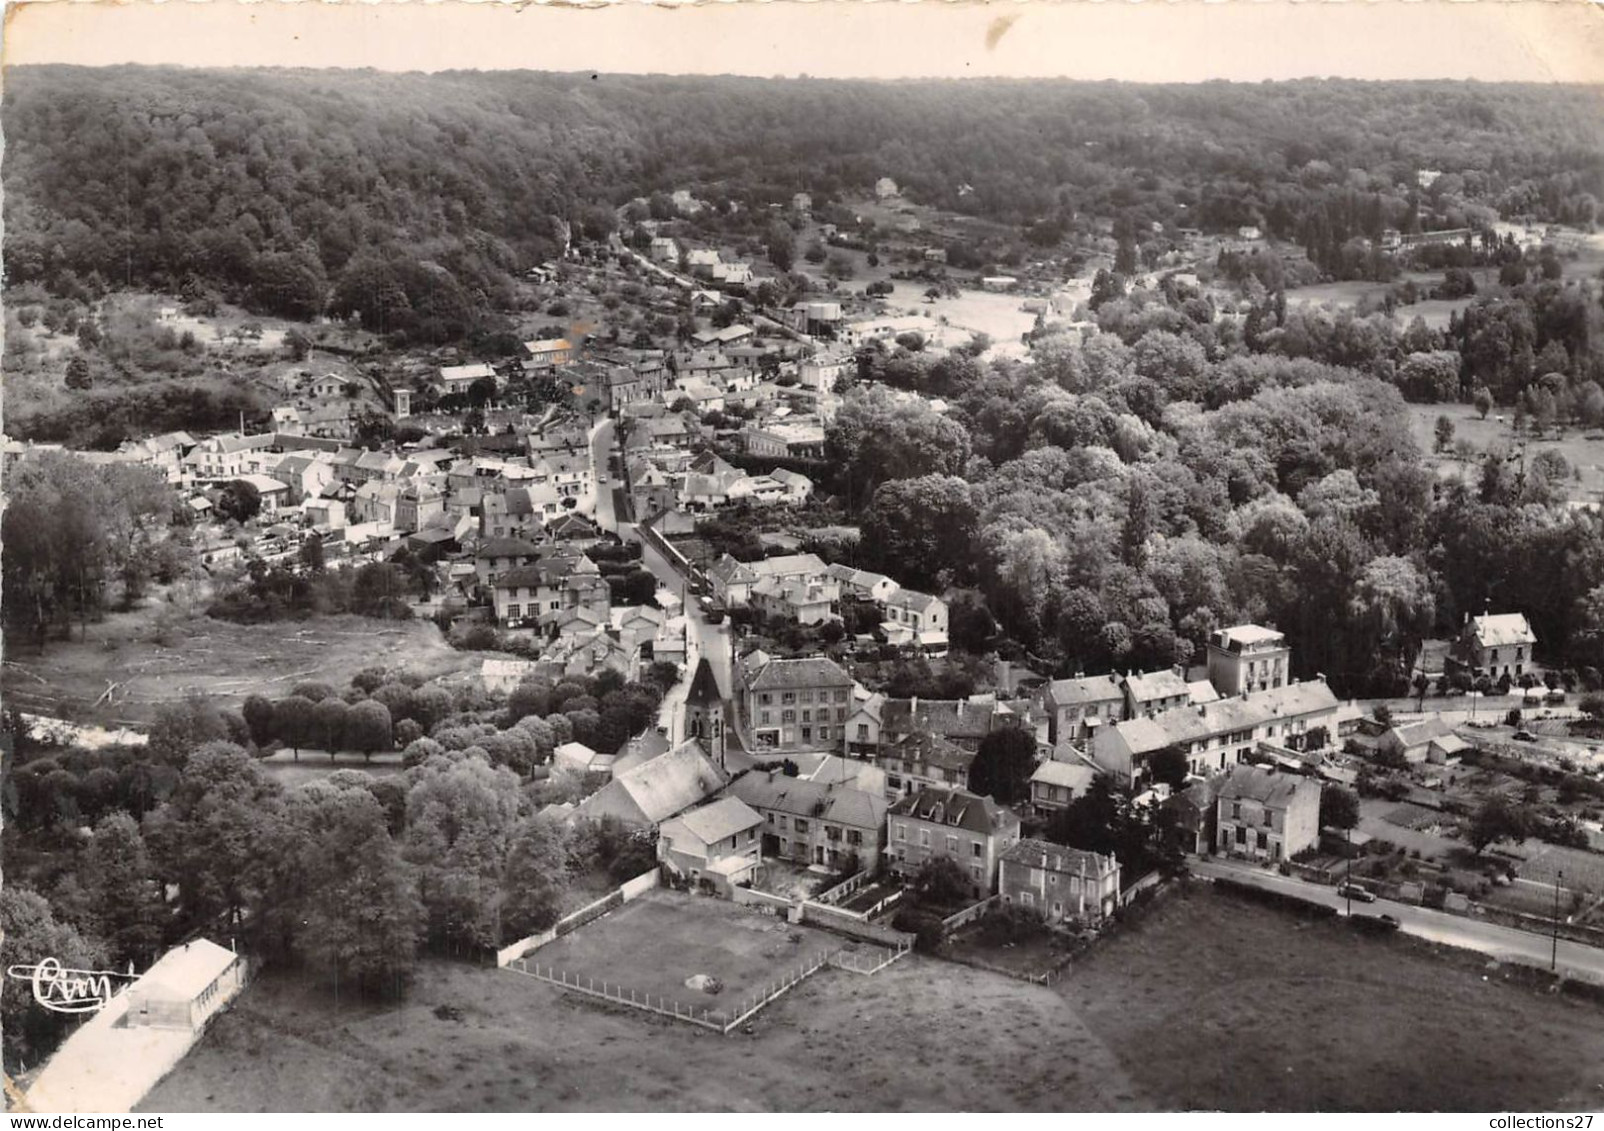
[728,769,887,829]
[525,337,574,354]
[673,796,762,846]
[1106,680,1341,757]
[1217,764,1321,810]
[577,739,728,826]
[477,537,544,560]
[1125,669,1190,703]
[881,698,997,741]
[884,729,974,773]
[888,785,1016,836]
[1469,612,1536,648]
[1030,760,1097,792]
[1002,838,1118,879]
[440,363,497,382]
[136,939,238,999]
[885,589,943,613]
[1386,716,1456,749]
[743,656,853,693]
[1043,675,1126,707]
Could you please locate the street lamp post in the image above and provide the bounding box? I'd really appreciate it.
[1551,869,1564,974]
[1345,825,1353,917]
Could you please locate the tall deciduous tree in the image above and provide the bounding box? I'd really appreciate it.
[82,812,165,967]
[967,728,1039,805]
[500,813,573,942]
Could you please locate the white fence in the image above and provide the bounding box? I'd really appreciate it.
[496,868,661,967]
[508,947,841,1034]
[812,870,872,906]
[732,886,796,913]
[828,942,911,976]
[941,895,999,932]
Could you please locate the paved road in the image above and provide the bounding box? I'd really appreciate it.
[1190,857,1604,984]
[630,513,734,745]
[587,417,619,534]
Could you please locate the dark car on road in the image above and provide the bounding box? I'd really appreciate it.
[1512,729,1538,742]
[1336,882,1377,903]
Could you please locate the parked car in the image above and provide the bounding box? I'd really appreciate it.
[1513,729,1537,742]
[1336,882,1377,903]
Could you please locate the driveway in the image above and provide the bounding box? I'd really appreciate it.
[1189,857,1604,984]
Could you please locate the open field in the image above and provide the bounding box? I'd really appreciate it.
[140,883,1604,1112]
[513,889,841,1018]
[2,589,485,726]
[1064,884,1604,1111]
[140,941,1148,1112]
[1407,401,1604,505]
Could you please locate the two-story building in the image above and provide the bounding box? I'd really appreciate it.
[491,552,607,629]
[1214,764,1322,863]
[886,785,1022,898]
[1040,674,1127,747]
[708,552,829,608]
[727,768,888,873]
[998,839,1121,927]
[825,564,900,604]
[749,576,839,626]
[739,655,856,753]
[1092,679,1341,785]
[1460,612,1538,680]
[878,729,974,799]
[880,590,949,653]
[1123,668,1192,720]
[524,338,575,372]
[473,537,543,586]
[1028,759,1098,818]
[657,796,763,895]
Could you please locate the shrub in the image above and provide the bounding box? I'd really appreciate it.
[892,907,945,953]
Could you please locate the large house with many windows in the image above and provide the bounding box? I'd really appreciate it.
[999,839,1121,927]
[738,654,856,753]
[1214,764,1322,863]
[726,768,887,872]
[886,785,1022,898]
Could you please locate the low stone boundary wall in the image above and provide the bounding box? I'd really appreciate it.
[496,869,662,967]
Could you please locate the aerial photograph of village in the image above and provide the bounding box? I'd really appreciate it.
[3,0,1604,1117]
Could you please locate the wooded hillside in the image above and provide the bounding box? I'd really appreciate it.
[5,67,1602,332]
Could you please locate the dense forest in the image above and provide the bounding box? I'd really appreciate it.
[5,67,1603,338]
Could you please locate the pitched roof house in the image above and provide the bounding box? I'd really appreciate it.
[886,785,1022,898]
[999,839,1121,926]
[1215,765,1323,863]
[727,767,888,872]
[574,739,729,828]
[657,796,763,894]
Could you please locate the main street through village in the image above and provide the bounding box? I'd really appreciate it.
[1190,858,1604,985]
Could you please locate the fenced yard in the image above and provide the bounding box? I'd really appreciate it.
[504,888,901,1032]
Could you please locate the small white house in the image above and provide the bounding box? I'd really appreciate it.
[126,939,244,1032]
